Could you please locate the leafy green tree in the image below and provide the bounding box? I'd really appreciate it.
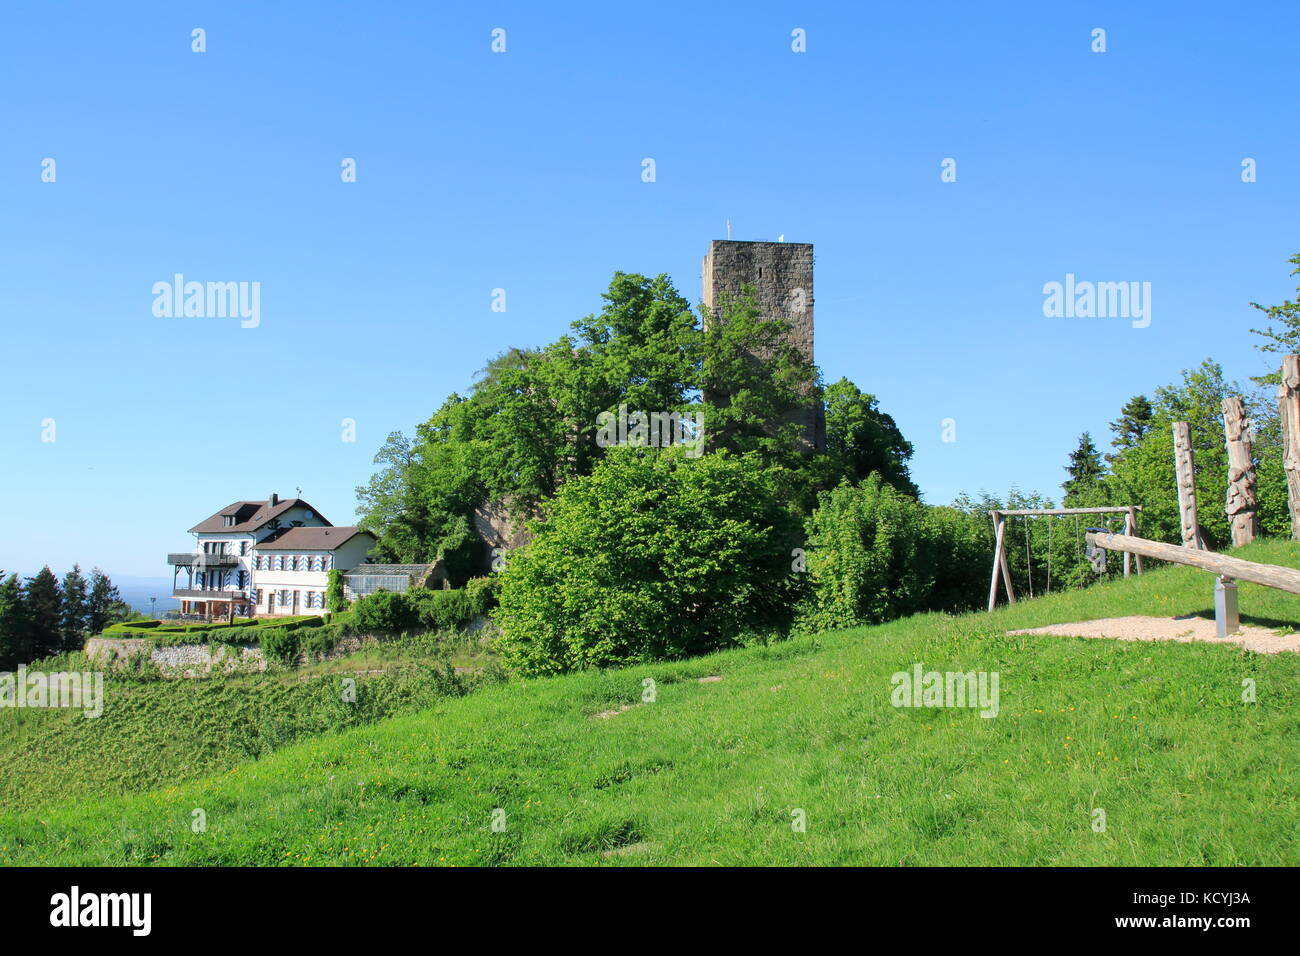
[23,567,62,661]
[1105,360,1281,548]
[1248,253,1300,385]
[356,430,447,563]
[698,289,819,462]
[821,378,917,496]
[60,564,89,652]
[357,272,858,575]
[494,448,807,675]
[86,568,127,635]
[0,574,28,670]
[1063,432,1106,504]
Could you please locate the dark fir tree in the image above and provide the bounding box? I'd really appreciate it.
[1108,395,1154,459]
[60,564,89,652]
[0,574,28,670]
[1063,432,1106,502]
[23,566,63,662]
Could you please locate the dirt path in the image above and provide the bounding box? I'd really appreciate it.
[1008,615,1300,654]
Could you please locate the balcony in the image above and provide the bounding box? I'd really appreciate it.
[173,589,249,601]
[168,552,240,568]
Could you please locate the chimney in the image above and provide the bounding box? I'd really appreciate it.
[269,492,279,506]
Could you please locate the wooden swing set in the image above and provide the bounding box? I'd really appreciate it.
[987,506,1142,612]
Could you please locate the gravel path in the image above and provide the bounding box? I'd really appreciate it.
[1008,615,1300,654]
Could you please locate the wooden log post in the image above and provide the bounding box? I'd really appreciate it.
[1127,506,1142,574]
[1122,511,1132,577]
[1222,396,1259,547]
[1278,355,1300,540]
[987,511,1017,611]
[987,512,1004,611]
[1172,421,1202,549]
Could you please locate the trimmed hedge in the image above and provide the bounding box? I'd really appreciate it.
[135,615,324,648]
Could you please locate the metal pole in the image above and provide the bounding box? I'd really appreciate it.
[1215,576,1240,637]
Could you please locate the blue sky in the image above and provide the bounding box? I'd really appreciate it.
[1,1,1297,578]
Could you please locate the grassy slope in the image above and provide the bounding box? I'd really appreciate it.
[0,639,488,814]
[2,541,1298,866]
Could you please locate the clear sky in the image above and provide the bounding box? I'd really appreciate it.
[1,1,1297,578]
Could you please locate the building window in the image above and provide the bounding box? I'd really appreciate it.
[240,541,248,556]
[323,555,333,571]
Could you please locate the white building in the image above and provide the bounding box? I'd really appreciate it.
[167,493,376,618]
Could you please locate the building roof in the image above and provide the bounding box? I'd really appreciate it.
[342,563,437,577]
[254,526,374,552]
[189,498,328,534]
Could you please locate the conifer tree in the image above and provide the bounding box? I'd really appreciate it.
[23,566,63,662]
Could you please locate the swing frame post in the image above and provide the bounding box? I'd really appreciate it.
[988,511,1017,611]
[987,506,1142,611]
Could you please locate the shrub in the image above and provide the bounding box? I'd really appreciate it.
[410,589,473,631]
[494,448,806,675]
[259,628,302,666]
[346,589,479,636]
[796,473,989,632]
[300,625,342,661]
[352,591,419,634]
[465,576,500,616]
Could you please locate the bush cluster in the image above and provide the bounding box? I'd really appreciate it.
[795,474,989,632]
[494,449,806,675]
[348,585,487,636]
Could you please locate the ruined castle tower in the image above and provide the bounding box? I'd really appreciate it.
[701,239,825,450]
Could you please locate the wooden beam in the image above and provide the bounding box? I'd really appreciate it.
[1223,395,1259,547]
[1278,355,1300,540]
[1086,531,1300,596]
[1172,421,1202,549]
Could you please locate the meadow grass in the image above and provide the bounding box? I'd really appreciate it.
[1,540,1297,865]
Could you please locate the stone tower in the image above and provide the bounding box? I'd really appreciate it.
[701,239,825,450]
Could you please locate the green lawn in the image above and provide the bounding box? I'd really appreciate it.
[2,541,1298,865]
